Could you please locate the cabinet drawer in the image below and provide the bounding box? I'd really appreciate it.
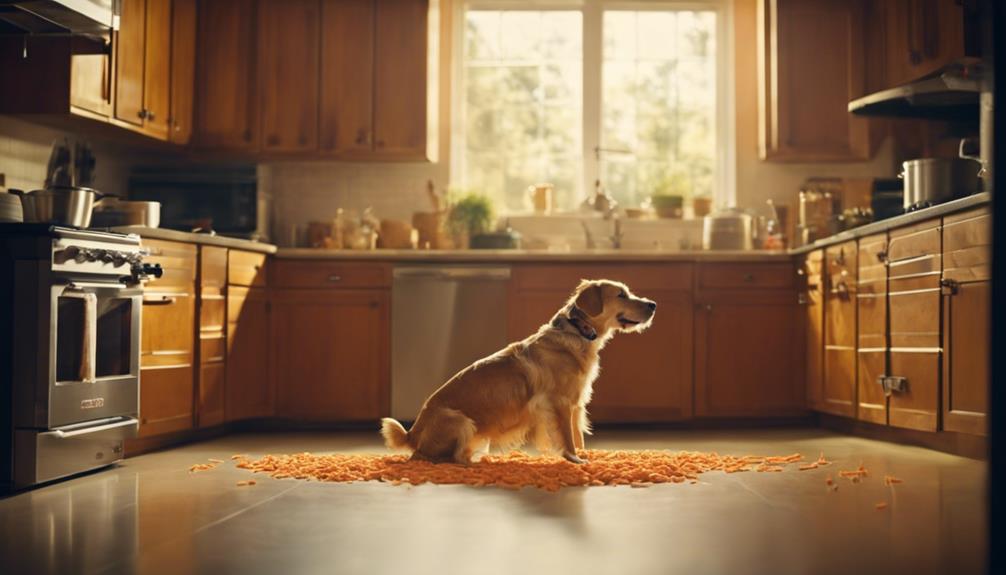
[824,241,856,297]
[200,245,228,289]
[199,294,226,332]
[888,220,940,263]
[200,334,226,364]
[889,289,940,349]
[857,232,888,287]
[943,208,991,283]
[229,250,268,287]
[138,364,194,437]
[143,239,197,290]
[272,260,392,289]
[698,263,794,290]
[141,292,195,366]
[513,263,693,292]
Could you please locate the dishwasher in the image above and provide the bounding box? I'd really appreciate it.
[391,265,511,421]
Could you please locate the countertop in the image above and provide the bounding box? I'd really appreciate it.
[273,247,793,262]
[789,192,991,255]
[112,192,990,261]
[109,226,278,254]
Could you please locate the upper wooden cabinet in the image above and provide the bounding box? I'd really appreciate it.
[259,0,321,153]
[883,0,975,89]
[319,0,430,158]
[169,0,197,144]
[195,0,259,149]
[758,0,873,162]
[115,0,172,139]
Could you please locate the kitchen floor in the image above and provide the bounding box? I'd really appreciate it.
[0,429,987,575]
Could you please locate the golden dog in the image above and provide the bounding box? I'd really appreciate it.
[381,279,656,464]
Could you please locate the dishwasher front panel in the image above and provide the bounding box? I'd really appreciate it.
[391,266,511,420]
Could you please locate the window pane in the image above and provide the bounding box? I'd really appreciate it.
[601,10,717,208]
[460,10,583,212]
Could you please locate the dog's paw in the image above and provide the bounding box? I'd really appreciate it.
[563,452,587,465]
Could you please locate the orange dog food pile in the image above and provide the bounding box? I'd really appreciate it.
[232,450,809,491]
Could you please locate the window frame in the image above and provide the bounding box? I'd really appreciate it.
[450,0,736,210]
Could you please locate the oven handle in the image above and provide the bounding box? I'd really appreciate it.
[69,281,127,290]
[50,417,138,438]
[142,292,189,305]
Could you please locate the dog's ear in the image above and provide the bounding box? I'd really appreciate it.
[574,281,604,317]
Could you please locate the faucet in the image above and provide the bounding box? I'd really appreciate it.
[610,216,623,249]
[581,218,623,250]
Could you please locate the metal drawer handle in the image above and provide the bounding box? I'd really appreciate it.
[830,281,850,297]
[743,273,755,283]
[877,375,907,397]
[50,417,137,438]
[329,275,342,282]
[940,278,958,296]
[143,292,189,304]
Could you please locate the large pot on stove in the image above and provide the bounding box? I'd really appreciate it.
[16,186,104,227]
[900,158,981,212]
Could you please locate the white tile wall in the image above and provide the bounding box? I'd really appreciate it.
[0,116,144,198]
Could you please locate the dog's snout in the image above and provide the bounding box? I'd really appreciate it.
[647,300,657,311]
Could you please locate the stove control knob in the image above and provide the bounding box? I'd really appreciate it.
[100,250,116,263]
[112,251,128,266]
[90,249,107,262]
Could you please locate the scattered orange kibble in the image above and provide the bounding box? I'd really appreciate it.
[799,463,819,471]
[875,502,888,510]
[208,458,225,464]
[825,476,834,486]
[884,475,903,485]
[231,454,248,460]
[816,452,831,466]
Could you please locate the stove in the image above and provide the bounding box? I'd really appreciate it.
[0,224,160,491]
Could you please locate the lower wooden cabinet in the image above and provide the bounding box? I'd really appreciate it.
[821,241,857,417]
[138,365,195,437]
[226,286,272,420]
[800,251,824,410]
[856,233,888,424]
[694,291,804,417]
[272,288,390,421]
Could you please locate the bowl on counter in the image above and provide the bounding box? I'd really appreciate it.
[651,195,684,219]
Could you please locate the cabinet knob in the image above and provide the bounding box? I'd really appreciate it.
[328,275,342,282]
[146,110,156,121]
[743,273,754,283]
[137,108,148,120]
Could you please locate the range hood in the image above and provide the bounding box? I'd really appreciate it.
[0,0,118,37]
[848,58,982,123]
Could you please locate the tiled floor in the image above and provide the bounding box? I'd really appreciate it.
[0,429,987,575]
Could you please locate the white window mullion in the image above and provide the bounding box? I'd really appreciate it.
[582,0,602,198]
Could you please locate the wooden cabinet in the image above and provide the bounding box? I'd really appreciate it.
[758,0,873,161]
[320,0,375,154]
[137,240,197,437]
[883,0,974,89]
[195,0,259,149]
[856,232,889,424]
[319,0,429,158]
[272,288,390,421]
[70,44,114,118]
[508,265,695,423]
[226,285,271,420]
[115,0,172,138]
[821,241,857,417]
[373,0,428,156]
[169,0,197,144]
[800,251,824,410]
[886,221,942,431]
[694,290,804,417]
[941,208,990,436]
[258,0,320,153]
[196,246,227,427]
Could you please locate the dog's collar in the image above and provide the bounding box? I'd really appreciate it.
[553,314,598,341]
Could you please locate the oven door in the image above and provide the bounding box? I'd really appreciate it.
[49,282,141,427]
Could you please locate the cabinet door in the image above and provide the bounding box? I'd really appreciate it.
[942,280,989,435]
[138,365,195,437]
[801,252,824,410]
[273,289,389,421]
[759,0,871,161]
[198,359,226,428]
[259,0,320,152]
[226,286,272,420]
[143,0,172,139]
[695,293,804,417]
[821,242,857,417]
[115,0,146,126]
[857,233,888,424]
[70,50,113,117]
[373,0,427,157]
[320,0,375,154]
[195,0,258,148]
[887,222,941,431]
[169,0,197,143]
[884,0,967,89]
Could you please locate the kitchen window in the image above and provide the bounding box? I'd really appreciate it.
[451,0,734,213]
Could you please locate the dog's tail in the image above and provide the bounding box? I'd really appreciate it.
[380,418,411,450]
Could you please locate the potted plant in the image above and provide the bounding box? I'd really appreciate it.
[446,193,494,248]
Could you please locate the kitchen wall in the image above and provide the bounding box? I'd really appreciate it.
[0,116,143,197]
[265,0,899,246]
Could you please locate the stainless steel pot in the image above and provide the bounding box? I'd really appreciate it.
[91,198,161,228]
[702,208,754,250]
[18,186,102,227]
[900,158,981,211]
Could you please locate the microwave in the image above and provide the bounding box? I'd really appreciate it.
[128,165,262,238]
